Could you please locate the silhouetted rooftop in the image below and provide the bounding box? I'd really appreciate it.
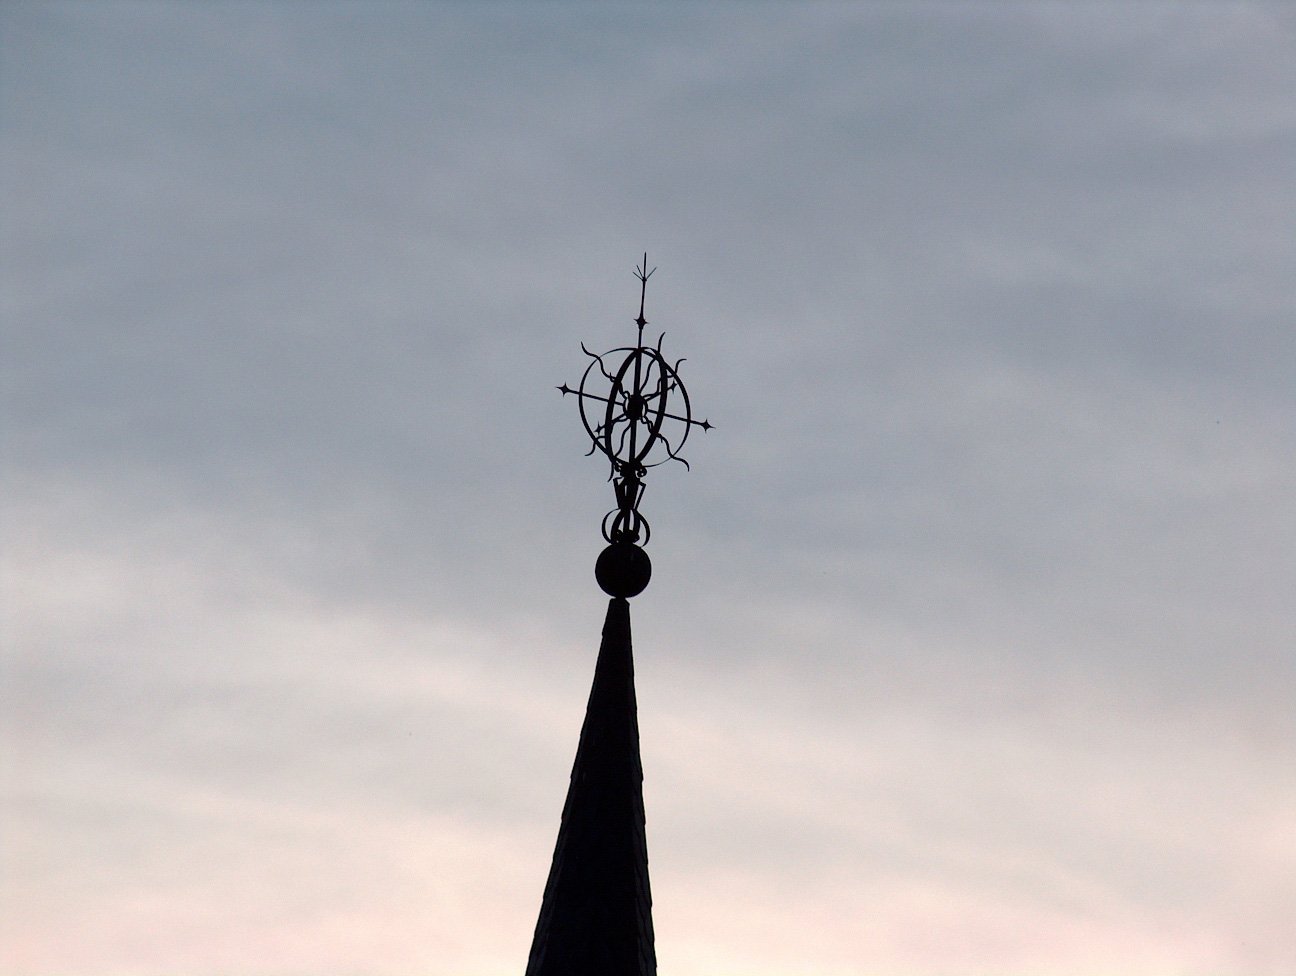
[525,597,656,976]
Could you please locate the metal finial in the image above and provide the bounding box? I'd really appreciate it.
[557,258,711,592]
[633,252,655,331]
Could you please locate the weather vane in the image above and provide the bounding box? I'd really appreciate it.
[558,254,711,597]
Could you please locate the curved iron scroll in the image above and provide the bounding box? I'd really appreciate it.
[557,255,711,544]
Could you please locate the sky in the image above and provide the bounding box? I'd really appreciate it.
[2,3,1294,975]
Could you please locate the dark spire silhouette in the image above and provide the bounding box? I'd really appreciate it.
[529,258,708,974]
[525,597,655,976]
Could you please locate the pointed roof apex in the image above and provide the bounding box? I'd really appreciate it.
[525,598,656,976]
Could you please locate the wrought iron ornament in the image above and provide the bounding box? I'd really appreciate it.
[558,255,711,597]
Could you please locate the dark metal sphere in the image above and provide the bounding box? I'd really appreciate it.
[595,542,652,598]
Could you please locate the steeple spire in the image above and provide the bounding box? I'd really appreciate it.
[525,598,655,976]
[529,258,709,974]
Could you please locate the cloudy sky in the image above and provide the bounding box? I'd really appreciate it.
[3,3,1294,974]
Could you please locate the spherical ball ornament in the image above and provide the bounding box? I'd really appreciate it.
[595,542,652,598]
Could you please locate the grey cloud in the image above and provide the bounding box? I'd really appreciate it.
[4,4,1294,974]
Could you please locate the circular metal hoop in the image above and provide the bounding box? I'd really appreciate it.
[576,343,694,476]
[601,506,651,546]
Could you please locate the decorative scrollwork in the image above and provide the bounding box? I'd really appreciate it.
[558,255,711,545]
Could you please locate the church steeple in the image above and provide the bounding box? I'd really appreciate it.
[524,598,655,976]
[527,258,710,973]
